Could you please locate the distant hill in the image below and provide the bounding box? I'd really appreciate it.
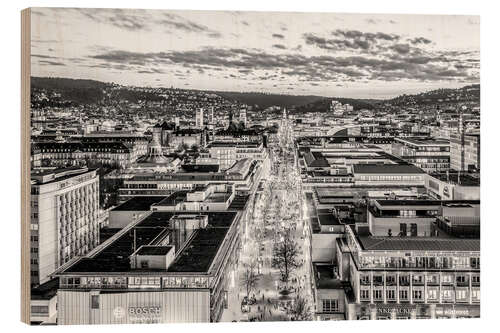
[213,91,324,109]
[382,84,480,107]
[31,77,108,105]
[31,76,479,111]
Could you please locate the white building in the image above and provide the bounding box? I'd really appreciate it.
[195,108,204,128]
[30,167,100,286]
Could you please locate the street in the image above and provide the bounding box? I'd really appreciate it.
[221,118,314,322]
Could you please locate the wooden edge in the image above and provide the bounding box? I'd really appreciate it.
[21,7,31,325]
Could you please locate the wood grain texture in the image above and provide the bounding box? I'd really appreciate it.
[21,7,31,325]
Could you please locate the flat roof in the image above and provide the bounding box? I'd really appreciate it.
[63,211,238,274]
[354,164,425,174]
[396,138,450,146]
[112,196,168,211]
[317,213,342,226]
[376,199,441,207]
[430,172,480,186]
[358,236,479,252]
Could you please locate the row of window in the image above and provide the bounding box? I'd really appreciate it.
[60,275,210,289]
[360,288,480,302]
[358,256,480,270]
[360,273,480,286]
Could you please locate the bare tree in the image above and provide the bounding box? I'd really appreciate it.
[272,230,300,287]
[290,295,312,321]
[240,261,260,299]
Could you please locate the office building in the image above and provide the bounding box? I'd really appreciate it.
[392,138,450,172]
[30,167,100,286]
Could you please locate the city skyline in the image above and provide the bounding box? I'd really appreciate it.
[31,8,479,99]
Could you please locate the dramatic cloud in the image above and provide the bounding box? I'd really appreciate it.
[88,45,478,84]
[31,9,480,97]
[304,30,401,52]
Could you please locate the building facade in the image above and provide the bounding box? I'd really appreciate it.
[30,167,100,286]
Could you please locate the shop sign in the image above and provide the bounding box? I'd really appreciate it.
[128,306,162,323]
[436,306,474,317]
[376,304,416,315]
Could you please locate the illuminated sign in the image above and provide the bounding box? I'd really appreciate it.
[128,306,162,324]
[129,306,161,316]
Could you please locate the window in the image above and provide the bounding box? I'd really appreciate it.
[470,257,480,269]
[386,289,396,301]
[399,275,410,286]
[410,223,418,237]
[441,274,453,284]
[412,289,423,300]
[373,289,383,300]
[31,306,49,314]
[360,275,371,285]
[427,288,439,301]
[91,295,100,309]
[426,274,439,284]
[373,275,383,285]
[399,223,407,236]
[360,289,370,301]
[472,275,480,284]
[471,289,480,302]
[456,289,469,302]
[322,299,339,313]
[400,290,409,301]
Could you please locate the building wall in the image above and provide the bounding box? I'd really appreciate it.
[315,288,346,320]
[58,289,210,325]
[109,210,148,229]
[312,233,340,262]
[30,296,57,324]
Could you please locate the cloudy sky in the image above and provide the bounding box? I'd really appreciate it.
[31,8,479,99]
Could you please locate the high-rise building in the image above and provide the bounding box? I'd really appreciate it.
[239,108,247,127]
[196,108,204,128]
[208,107,215,125]
[30,167,100,286]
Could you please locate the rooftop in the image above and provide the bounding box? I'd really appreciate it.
[353,164,425,174]
[358,236,480,252]
[31,278,59,300]
[112,196,167,211]
[430,172,480,186]
[396,137,450,146]
[62,211,239,274]
[31,167,95,185]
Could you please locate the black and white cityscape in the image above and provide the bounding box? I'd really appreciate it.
[28,8,480,324]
